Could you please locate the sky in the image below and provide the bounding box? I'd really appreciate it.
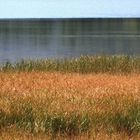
[0,0,140,18]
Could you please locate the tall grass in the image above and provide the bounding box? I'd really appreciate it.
[1,55,140,73]
[0,93,140,137]
[0,55,140,139]
[0,72,140,138]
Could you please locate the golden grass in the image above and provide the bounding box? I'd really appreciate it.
[0,72,140,139]
[0,72,140,115]
[1,129,140,140]
[0,72,139,94]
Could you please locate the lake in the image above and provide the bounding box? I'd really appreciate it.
[0,18,140,63]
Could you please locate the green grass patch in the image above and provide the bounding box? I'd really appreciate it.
[1,55,140,73]
[0,96,140,137]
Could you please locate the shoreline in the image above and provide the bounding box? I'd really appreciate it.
[0,56,140,74]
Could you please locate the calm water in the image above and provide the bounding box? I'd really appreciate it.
[0,19,140,63]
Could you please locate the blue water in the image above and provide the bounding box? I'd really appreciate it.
[0,19,140,63]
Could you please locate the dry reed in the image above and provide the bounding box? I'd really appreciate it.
[0,72,140,139]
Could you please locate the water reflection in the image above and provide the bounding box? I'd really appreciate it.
[0,19,140,63]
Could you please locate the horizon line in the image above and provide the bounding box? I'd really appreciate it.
[0,17,140,20]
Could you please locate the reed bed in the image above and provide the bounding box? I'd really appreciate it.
[1,56,140,73]
[0,72,140,139]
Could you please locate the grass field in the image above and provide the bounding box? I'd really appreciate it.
[0,56,140,139]
[0,71,140,139]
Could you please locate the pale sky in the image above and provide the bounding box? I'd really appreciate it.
[0,0,140,18]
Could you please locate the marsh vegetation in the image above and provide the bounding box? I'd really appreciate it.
[0,56,140,139]
[1,56,140,74]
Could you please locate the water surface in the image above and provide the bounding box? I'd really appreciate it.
[0,18,140,63]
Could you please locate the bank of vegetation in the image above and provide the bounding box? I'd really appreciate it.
[0,56,140,139]
[1,55,140,74]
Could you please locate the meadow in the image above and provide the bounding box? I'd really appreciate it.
[0,56,140,139]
